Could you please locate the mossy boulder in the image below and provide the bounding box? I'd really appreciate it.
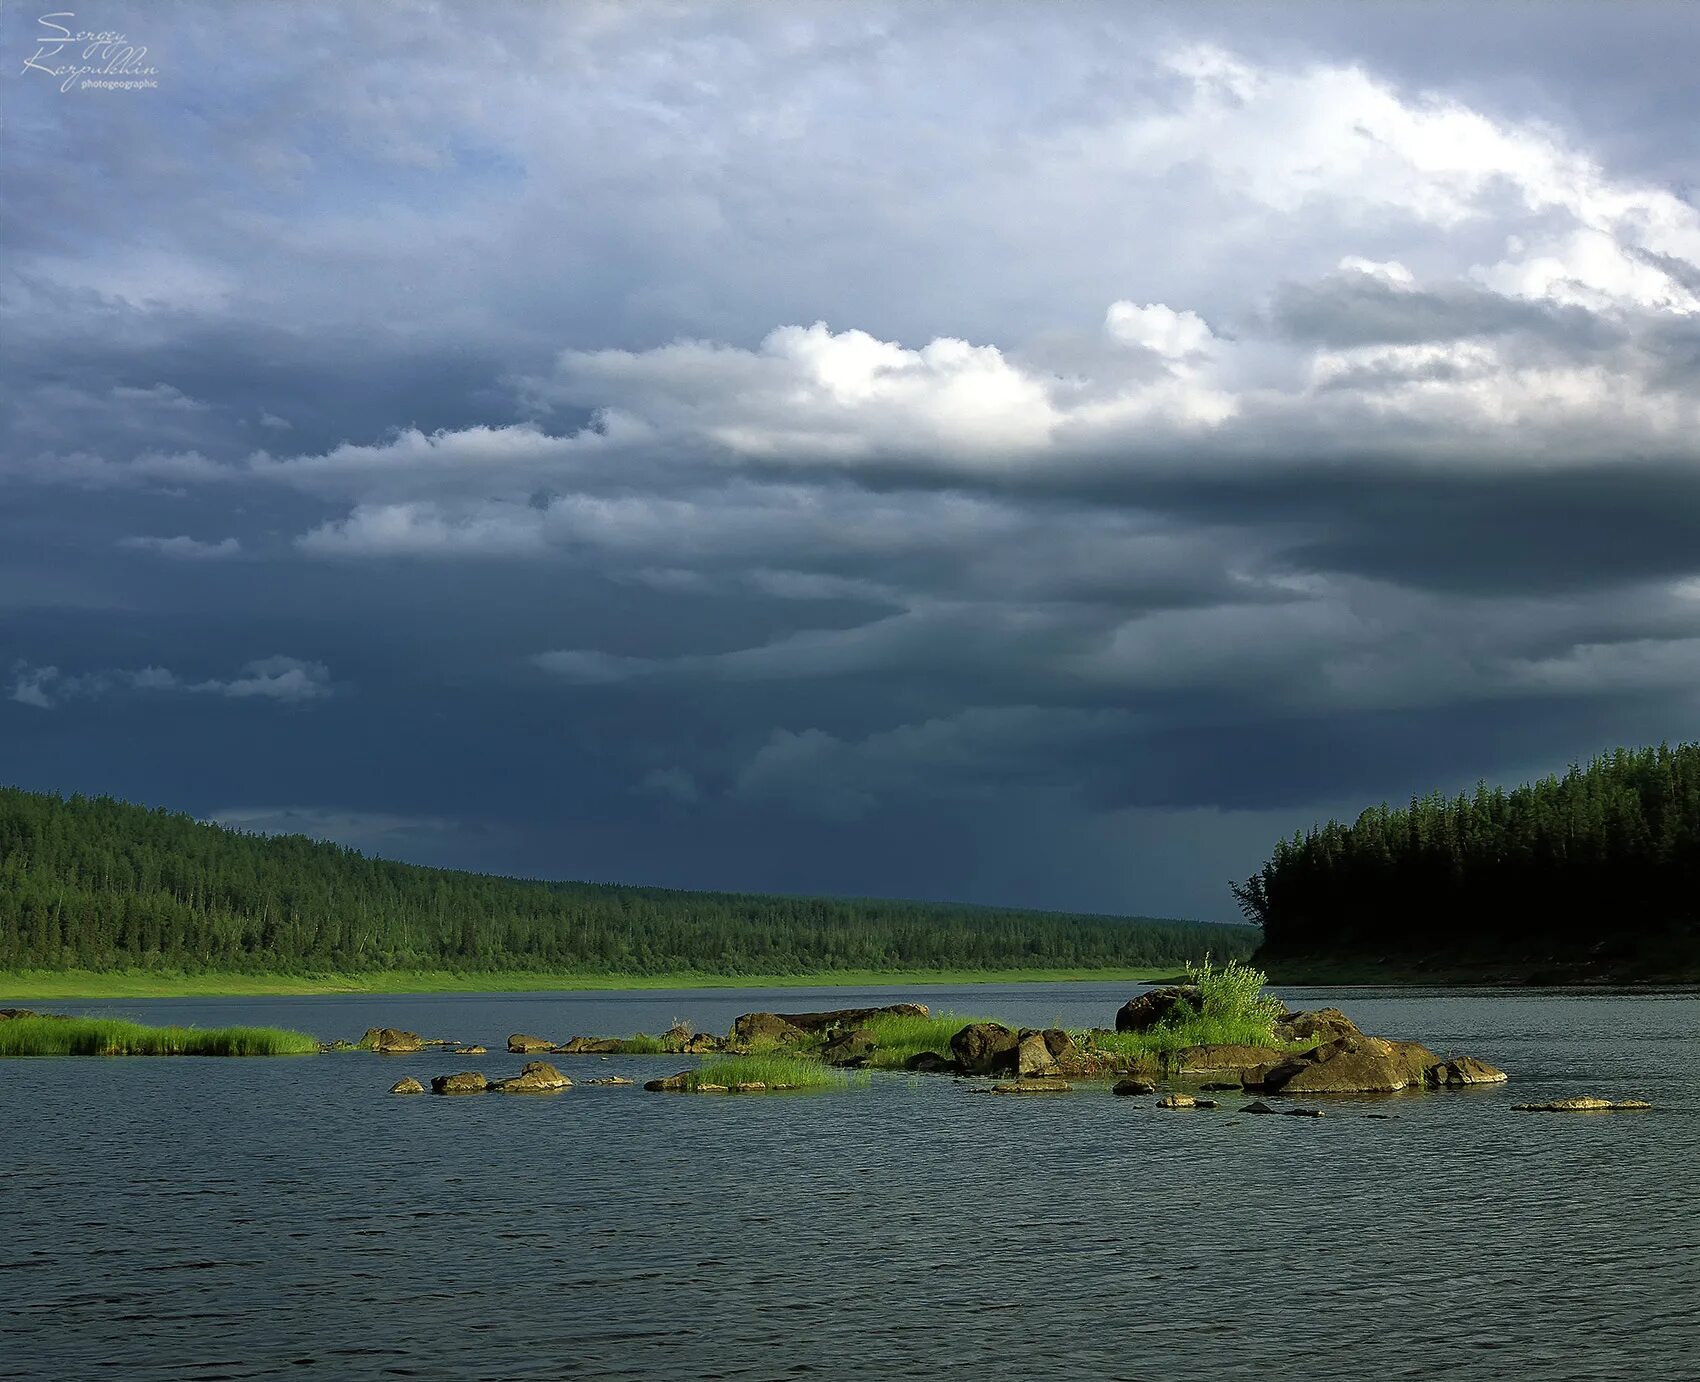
[950,1022,1020,1075]
[361,1027,424,1053]
[553,1036,623,1054]
[507,1033,555,1054]
[1257,1035,1440,1095]
[1429,1056,1508,1085]
[1274,1007,1360,1044]
[489,1061,571,1092]
[431,1071,487,1095]
[729,1012,810,1045]
[389,1077,425,1095]
[1171,1044,1293,1085]
[1114,986,1200,1033]
[819,1028,878,1067]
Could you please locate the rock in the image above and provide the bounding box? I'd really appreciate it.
[819,1027,878,1067]
[361,1027,424,1053]
[988,1078,1072,1094]
[1115,986,1200,1033]
[950,1022,1021,1075]
[665,1022,693,1046]
[507,1033,555,1054]
[1288,1107,1325,1117]
[729,1012,810,1045]
[389,1077,425,1094]
[905,1051,964,1074]
[585,1076,634,1086]
[430,1071,487,1095]
[1514,1097,1653,1112]
[696,1083,730,1093]
[488,1060,571,1093]
[1240,1100,1278,1114]
[1016,1030,1062,1077]
[1200,1082,1241,1092]
[679,1033,724,1054]
[1259,1035,1441,1095]
[453,1045,487,1056]
[1173,1044,1292,1084]
[1157,1093,1198,1108]
[1429,1056,1508,1086]
[732,1082,768,1092]
[644,1071,693,1092]
[553,1036,624,1054]
[1274,1007,1361,1044]
[769,1004,929,1033]
[1113,1078,1157,1096]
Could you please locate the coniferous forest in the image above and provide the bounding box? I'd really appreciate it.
[0,786,1251,976]
[1236,743,1700,977]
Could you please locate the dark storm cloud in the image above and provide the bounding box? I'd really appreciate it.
[8,1,1700,917]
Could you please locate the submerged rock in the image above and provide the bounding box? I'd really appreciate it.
[1112,1078,1157,1096]
[1240,1100,1278,1114]
[988,1077,1072,1094]
[488,1061,571,1093]
[507,1033,555,1054]
[732,1081,767,1092]
[644,1071,693,1092]
[1514,1097,1652,1112]
[585,1075,634,1085]
[453,1045,487,1056]
[1157,1093,1216,1109]
[905,1051,963,1074]
[389,1077,425,1095]
[431,1071,487,1095]
[1115,986,1200,1033]
[361,1027,424,1053]
[950,1022,1020,1075]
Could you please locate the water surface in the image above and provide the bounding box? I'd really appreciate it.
[3,983,1695,1380]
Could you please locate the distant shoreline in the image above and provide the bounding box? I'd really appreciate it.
[0,966,1189,1001]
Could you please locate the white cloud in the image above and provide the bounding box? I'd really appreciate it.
[118,534,242,560]
[8,657,332,708]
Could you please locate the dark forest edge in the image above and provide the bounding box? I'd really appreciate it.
[1239,742,1700,984]
[0,785,1254,983]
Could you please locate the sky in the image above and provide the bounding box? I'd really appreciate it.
[7,1,1700,920]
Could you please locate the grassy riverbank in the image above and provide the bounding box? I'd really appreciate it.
[0,966,1186,1001]
[0,1016,319,1057]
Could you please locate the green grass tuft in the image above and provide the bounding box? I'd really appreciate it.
[0,1016,318,1057]
[685,1054,857,1090]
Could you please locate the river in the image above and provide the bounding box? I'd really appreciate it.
[2,982,1695,1380]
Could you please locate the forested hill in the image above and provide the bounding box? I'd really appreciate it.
[0,786,1251,976]
[1235,743,1700,980]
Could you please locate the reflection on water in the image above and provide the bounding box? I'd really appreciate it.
[2,983,1696,1380]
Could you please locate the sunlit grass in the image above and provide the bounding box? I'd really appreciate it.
[0,1016,318,1057]
[685,1054,857,1090]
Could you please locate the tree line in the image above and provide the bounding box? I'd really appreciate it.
[1234,742,1700,966]
[0,785,1253,975]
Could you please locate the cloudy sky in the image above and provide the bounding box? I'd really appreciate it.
[7,1,1700,919]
